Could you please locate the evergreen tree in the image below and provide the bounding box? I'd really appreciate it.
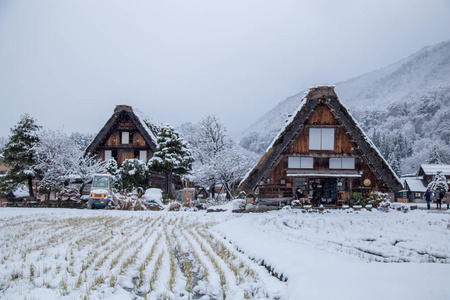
[427,171,448,194]
[105,158,120,190]
[149,124,193,197]
[0,114,41,197]
[118,158,151,191]
[427,146,443,164]
[387,152,402,176]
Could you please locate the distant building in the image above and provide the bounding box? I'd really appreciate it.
[85,105,169,193]
[403,164,450,202]
[239,86,402,205]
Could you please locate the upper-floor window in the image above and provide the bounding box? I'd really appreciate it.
[121,132,130,144]
[329,157,355,169]
[288,157,314,169]
[309,128,334,150]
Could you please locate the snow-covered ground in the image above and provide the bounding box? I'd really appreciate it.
[0,208,449,300]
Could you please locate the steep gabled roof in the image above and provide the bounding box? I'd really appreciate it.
[239,86,402,192]
[85,105,159,155]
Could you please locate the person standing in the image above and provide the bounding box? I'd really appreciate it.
[435,189,442,209]
[446,192,449,209]
[424,189,431,210]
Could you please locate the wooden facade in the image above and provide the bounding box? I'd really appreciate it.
[240,86,402,205]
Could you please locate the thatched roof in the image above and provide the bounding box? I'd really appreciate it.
[85,105,159,155]
[239,86,402,192]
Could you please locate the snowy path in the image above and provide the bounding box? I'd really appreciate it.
[214,209,450,300]
[0,208,286,300]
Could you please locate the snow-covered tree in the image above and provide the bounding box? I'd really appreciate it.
[427,145,444,164]
[214,145,258,198]
[149,124,193,197]
[119,158,151,191]
[0,114,41,197]
[39,172,63,200]
[181,115,257,199]
[387,152,402,176]
[180,115,230,198]
[427,171,449,194]
[73,154,106,196]
[105,158,120,190]
[70,132,95,152]
[34,128,80,186]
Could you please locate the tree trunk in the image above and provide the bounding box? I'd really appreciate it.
[79,183,85,198]
[167,169,174,198]
[28,175,34,198]
[210,183,215,200]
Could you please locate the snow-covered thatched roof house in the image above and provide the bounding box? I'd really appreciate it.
[85,105,160,166]
[239,86,402,205]
[417,164,450,183]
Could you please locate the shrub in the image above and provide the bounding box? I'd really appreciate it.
[59,186,80,200]
[118,159,151,191]
[367,190,389,208]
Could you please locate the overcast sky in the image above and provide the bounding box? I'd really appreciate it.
[1,0,450,138]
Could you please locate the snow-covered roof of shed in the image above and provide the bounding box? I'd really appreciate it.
[420,164,450,176]
[404,178,427,192]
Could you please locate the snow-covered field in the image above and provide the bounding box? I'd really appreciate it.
[0,208,449,300]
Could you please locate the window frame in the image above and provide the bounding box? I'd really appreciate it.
[329,157,355,169]
[308,128,335,151]
[288,157,314,169]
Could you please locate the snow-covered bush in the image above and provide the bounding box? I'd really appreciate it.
[352,192,367,206]
[378,200,391,212]
[105,158,120,190]
[367,190,390,208]
[58,186,80,200]
[118,159,151,191]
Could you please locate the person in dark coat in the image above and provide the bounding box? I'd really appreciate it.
[435,189,442,209]
[424,189,431,210]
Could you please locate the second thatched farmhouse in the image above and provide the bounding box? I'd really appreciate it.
[239,86,402,206]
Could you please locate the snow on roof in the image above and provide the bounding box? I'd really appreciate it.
[404,178,427,192]
[239,92,309,186]
[133,108,160,143]
[420,164,450,176]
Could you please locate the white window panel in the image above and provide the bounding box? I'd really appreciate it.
[301,157,314,169]
[321,128,335,150]
[342,158,355,169]
[139,150,147,162]
[288,157,301,169]
[104,150,112,161]
[309,128,321,150]
[329,158,341,169]
[122,132,130,144]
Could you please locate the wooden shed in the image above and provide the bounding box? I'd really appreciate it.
[239,86,402,206]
